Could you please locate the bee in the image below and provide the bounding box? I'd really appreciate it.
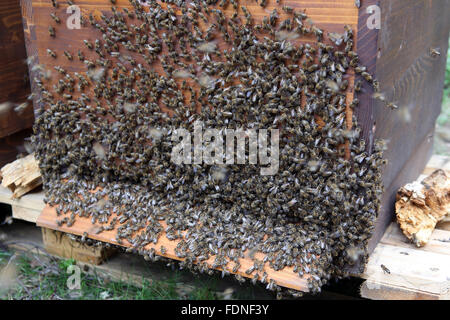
[355,0,361,8]
[54,66,66,74]
[77,50,85,61]
[48,26,55,37]
[386,102,399,110]
[269,9,278,26]
[84,40,93,49]
[282,6,294,14]
[354,80,362,92]
[311,26,323,40]
[430,48,441,57]
[50,13,60,23]
[381,264,391,274]
[63,50,73,60]
[47,48,57,58]
[51,0,58,8]
[361,71,373,83]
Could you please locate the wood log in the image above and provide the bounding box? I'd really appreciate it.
[396,170,450,247]
[0,153,42,198]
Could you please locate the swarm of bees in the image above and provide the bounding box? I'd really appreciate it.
[31,0,389,296]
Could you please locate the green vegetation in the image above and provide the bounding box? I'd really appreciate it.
[434,40,450,156]
[437,41,450,126]
[0,249,225,300]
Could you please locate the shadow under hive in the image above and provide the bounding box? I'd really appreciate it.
[22,0,449,295]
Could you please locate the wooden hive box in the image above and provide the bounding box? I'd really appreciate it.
[0,0,35,136]
[20,0,450,292]
[0,0,35,167]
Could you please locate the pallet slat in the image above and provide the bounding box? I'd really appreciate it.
[361,224,450,300]
[37,204,311,292]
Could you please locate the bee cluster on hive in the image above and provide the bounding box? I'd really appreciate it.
[31,0,390,296]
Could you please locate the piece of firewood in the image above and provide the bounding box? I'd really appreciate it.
[396,170,450,247]
[0,153,42,199]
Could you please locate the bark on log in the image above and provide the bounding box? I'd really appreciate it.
[396,170,450,247]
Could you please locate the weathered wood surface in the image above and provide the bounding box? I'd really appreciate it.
[1,152,42,198]
[20,0,450,292]
[0,128,33,168]
[396,170,449,247]
[20,0,360,133]
[0,185,44,222]
[41,227,115,265]
[11,204,41,223]
[360,222,450,300]
[0,0,34,138]
[368,0,450,254]
[37,204,311,292]
[23,0,362,293]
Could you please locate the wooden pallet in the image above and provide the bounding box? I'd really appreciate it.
[360,222,450,300]
[1,155,449,298]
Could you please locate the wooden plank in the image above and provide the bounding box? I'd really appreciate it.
[379,223,450,256]
[361,243,450,298]
[360,281,443,300]
[6,220,361,299]
[0,185,45,213]
[37,203,311,292]
[0,128,32,168]
[41,227,116,265]
[423,155,450,175]
[1,153,42,198]
[367,0,450,254]
[12,204,40,223]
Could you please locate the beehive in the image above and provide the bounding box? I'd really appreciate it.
[0,0,34,166]
[21,0,450,293]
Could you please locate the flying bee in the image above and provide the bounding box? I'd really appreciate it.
[50,13,60,23]
[355,0,361,8]
[48,26,55,37]
[386,102,399,110]
[430,48,441,57]
[47,48,57,58]
[51,0,58,8]
[372,92,386,103]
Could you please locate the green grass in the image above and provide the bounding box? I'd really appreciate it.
[433,40,450,156]
[0,249,224,300]
[437,41,450,126]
